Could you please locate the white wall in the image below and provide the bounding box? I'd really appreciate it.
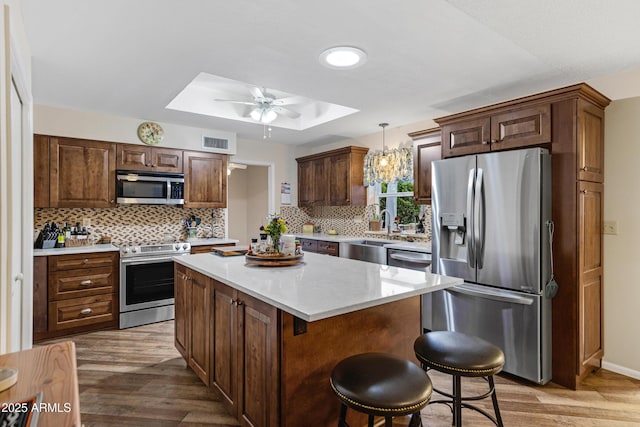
[246,166,269,240]
[227,168,248,243]
[602,97,640,378]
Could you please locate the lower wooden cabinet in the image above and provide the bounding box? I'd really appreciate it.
[189,270,212,385]
[34,251,119,342]
[176,265,279,426]
[298,238,339,256]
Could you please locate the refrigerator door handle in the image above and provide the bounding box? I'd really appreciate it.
[474,168,484,268]
[466,168,476,268]
[448,283,535,305]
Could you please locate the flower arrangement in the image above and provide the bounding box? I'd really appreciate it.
[260,214,287,253]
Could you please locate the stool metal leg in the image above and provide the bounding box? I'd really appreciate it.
[408,412,423,427]
[453,374,462,426]
[488,376,504,427]
[368,414,374,427]
[338,403,349,427]
[384,416,393,427]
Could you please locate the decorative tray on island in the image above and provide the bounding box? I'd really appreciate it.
[245,252,304,267]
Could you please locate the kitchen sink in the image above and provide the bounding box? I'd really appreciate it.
[339,239,396,265]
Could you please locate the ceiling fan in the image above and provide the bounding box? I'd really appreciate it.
[215,87,302,124]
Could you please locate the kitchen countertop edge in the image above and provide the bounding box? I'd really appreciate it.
[33,244,120,257]
[174,252,459,322]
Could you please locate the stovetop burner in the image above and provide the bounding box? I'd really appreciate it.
[119,241,191,257]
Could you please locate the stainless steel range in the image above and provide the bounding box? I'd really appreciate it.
[119,241,191,329]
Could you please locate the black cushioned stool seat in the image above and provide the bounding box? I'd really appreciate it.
[330,352,432,427]
[414,331,505,426]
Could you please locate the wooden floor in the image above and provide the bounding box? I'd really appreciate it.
[42,321,640,427]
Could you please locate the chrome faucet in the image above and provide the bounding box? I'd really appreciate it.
[380,208,393,237]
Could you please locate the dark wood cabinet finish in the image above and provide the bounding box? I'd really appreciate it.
[33,257,48,335]
[175,268,279,426]
[117,144,183,173]
[296,146,368,207]
[35,252,119,342]
[188,270,212,385]
[578,181,604,372]
[175,264,421,427]
[437,84,610,389]
[409,128,441,204]
[441,117,491,158]
[49,136,116,208]
[438,102,551,158]
[237,292,279,427]
[577,100,605,183]
[298,238,339,256]
[174,264,189,359]
[183,150,227,208]
[211,280,238,413]
[34,135,50,207]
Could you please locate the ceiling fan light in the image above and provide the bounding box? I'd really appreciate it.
[250,108,262,121]
[262,109,277,123]
[319,46,367,70]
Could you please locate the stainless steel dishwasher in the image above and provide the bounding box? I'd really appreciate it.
[387,248,431,271]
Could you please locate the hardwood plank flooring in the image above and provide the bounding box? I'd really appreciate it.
[42,321,640,426]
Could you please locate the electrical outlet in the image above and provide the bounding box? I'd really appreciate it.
[603,220,617,235]
[82,217,91,227]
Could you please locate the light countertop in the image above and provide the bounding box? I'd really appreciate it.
[33,243,119,257]
[174,252,459,322]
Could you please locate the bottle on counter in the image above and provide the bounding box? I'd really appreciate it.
[250,238,258,254]
[63,222,71,240]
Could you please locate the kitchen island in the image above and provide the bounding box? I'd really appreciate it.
[174,252,461,427]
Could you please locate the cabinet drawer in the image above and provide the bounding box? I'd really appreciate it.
[48,294,116,331]
[317,241,339,256]
[49,267,115,300]
[300,239,318,252]
[49,252,117,271]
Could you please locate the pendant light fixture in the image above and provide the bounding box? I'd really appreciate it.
[379,123,389,167]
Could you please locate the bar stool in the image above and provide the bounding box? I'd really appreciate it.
[330,352,432,427]
[414,331,505,427]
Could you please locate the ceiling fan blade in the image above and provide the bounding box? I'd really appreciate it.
[272,96,306,106]
[214,98,257,106]
[272,106,300,119]
[250,87,265,99]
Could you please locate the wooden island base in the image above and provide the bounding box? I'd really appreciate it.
[175,263,422,427]
[280,296,421,427]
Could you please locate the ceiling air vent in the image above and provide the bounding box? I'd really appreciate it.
[201,134,237,155]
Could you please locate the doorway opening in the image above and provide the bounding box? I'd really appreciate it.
[227,162,271,244]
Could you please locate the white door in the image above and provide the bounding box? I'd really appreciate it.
[9,78,23,351]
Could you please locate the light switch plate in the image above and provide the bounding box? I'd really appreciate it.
[603,220,617,235]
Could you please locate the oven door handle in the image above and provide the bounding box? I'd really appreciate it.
[120,254,187,265]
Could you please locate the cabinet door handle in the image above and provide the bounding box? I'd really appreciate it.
[80,308,93,315]
[236,300,243,307]
[80,280,92,286]
[83,258,89,264]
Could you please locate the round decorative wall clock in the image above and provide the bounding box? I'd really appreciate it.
[137,121,164,145]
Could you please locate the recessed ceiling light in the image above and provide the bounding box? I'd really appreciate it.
[319,46,367,70]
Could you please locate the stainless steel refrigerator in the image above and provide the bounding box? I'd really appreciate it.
[424,147,552,384]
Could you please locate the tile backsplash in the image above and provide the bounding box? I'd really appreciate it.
[34,206,226,245]
[280,205,432,241]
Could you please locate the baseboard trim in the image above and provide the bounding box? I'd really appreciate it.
[602,360,640,380]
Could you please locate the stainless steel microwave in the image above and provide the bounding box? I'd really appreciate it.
[116,170,185,205]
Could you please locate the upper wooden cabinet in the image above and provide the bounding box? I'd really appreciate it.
[296,146,368,207]
[34,134,50,208]
[49,136,116,208]
[438,102,551,158]
[116,144,183,173]
[577,100,605,183]
[409,128,441,205]
[183,150,227,208]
